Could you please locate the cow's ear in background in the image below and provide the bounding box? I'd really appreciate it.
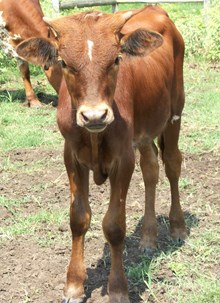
[43,17,60,40]
[120,29,163,57]
[16,37,58,67]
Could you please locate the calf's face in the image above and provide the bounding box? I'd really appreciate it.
[56,14,123,132]
[16,10,163,133]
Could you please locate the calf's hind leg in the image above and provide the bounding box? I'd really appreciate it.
[18,59,42,107]
[139,142,159,252]
[159,119,187,241]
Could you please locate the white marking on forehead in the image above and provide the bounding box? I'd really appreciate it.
[171,115,180,124]
[87,40,94,62]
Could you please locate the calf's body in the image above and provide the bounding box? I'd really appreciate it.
[17,5,187,302]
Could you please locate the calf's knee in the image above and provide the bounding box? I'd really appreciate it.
[102,214,125,246]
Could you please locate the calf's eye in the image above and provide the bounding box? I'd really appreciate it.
[59,59,67,68]
[114,54,122,65]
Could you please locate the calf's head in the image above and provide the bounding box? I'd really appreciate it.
[16,10,163,133]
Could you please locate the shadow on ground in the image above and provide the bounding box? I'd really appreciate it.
[0,89,58,106]
[83,211,199,303]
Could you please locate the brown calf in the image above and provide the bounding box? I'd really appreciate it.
[0,0,62,107]
[17,5,187,303]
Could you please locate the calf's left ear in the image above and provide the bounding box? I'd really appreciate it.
[120,29,163,57]
[16,38,58,67]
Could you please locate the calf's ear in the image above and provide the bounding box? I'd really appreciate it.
[120,29,163,57]
[16,38,58,67]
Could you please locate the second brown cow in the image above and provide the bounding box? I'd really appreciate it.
[0,0,62,107]
[17,5,187,303]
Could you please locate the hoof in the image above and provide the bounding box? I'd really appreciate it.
[171,233,186,246]
[173,238,185,247]
[63,284,85,303]
[140,246,157,257]
[29,102,43,108]
[27,98,43,108]
[109,293,130,303]
[170,227,187,243]
[139,236,157,257]
[61,295,85,303]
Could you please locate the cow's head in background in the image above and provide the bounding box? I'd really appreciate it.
[16,10,163,133]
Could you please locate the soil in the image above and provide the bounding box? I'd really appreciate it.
[0,140,219,303]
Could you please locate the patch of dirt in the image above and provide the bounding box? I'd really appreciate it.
[0,145,219,303]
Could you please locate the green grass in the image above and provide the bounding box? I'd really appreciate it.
[0,195,68,239]
[0,207,67,237]
[155,240,220,303]
[0,102,61,153]
[1,155,57,173]
[126,216,220,302]
[0,195,30,214]
[180,61,220,154]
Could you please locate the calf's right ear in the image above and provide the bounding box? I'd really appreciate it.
[120,29,163,57]
[16,38,58,67]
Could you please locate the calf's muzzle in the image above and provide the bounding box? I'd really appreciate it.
[76,104,114,133]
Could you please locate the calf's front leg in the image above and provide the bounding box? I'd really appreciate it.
[62,142,91,303]
[102,150,135,303]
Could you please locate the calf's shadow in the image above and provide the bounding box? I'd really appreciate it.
[83,211,198,303]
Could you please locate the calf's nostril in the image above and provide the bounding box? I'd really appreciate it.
[100,110,108,121]
[80,109,108,124]
[77,106,114,131]
[81,112,89,122]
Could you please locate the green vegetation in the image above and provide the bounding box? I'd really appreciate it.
[0,205,67,238]
[126,216,220,303]
[0,102,61,152]
[181,61,220,154]
[55,1,220,61]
